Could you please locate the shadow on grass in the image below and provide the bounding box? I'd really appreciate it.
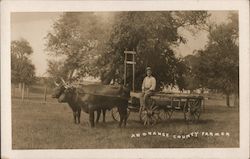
[80,118,216,130]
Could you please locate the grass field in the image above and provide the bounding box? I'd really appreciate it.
[12,87,239,149]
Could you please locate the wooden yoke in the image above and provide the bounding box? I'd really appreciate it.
[124,50,136,92]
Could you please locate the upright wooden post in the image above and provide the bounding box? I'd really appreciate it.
[124,53,127,86]
[19,83,22,93]
[124,50,136,91]
[132,53,135,92]
[12,84,16,97]
[26,87,29,99]
[21,83,25,101]
[44,86,47,103]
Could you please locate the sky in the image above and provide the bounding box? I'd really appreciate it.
[11,11,232,76]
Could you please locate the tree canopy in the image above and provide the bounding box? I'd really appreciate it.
[184,13,239,106]
[11,39,36,85]
[45,11,210,90]
[45,12,112,79]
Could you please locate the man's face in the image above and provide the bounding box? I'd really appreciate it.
[146,70,152,76]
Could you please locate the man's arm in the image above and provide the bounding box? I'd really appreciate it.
[149,77,156,91]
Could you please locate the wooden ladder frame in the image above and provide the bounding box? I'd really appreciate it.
[124,50,136,91]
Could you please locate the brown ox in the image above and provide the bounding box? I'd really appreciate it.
[51,82,107,124]
[52,81,130,127]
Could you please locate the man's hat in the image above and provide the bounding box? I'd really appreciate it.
[146,67,152,71]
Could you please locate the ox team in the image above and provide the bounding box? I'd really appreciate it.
[52,67,156,128]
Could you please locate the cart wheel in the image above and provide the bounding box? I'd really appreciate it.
[190,99,202,122]
[184,99,201,122]
[111,107,130,122]
[139,99,159,126]
[158,108,173,121]
[191,106,201,121]
[183,107,191,121]
[165,108,174,119]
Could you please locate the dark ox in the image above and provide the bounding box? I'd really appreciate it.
[51,83,107,124]
[58,84,130,128]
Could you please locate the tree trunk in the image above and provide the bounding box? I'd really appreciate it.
[226,93,230,107]
[26,87,29,99]
[44,86,47,103]
[234,93,239,107]
[19,83,22,93]
[21,83,25,101]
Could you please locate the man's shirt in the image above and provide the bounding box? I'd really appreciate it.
[142,76,156,91]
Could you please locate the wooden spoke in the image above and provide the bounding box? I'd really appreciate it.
[152,105,158,111]
[192,107,201,121]
[166,109,174,119]
[158,109,167,121]
[184,99,202,122]
[142,111,147,120]
[140,100,160,126]
[143,114,149,126]
[111,107,120,121]
[151,113,159,125]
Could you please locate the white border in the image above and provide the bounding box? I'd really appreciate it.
[1,0,249,159]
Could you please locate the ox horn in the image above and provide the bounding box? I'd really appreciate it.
[61,78,67,85]
[61,77,71,89]
[54,80,60,86]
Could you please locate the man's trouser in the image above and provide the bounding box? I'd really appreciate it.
[140,90,153,109]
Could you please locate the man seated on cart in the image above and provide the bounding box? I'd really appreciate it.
[140,67,156,110]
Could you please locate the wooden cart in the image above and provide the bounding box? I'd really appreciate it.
[111,92,204,125]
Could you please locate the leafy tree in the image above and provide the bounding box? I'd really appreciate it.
[193,13,239,106]
[11,38,36,100]
[182,50,209,92]
[11,39,36,85]
[45,12,112,79]
[47,60,68,80]
[45,11,210,91]
[11,38,33,59]
[97,11,210,90]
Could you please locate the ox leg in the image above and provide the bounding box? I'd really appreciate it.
[102,109,106,123]
[96,109,101,124]
[73,111,77,124]
[75,111,79,124]
[118,106,128,127]
[124,108,128,127]
[118,107,124,128]
[77,108,81,124]
[89,109,95,128]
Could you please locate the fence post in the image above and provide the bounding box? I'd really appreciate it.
[26,87,29,99]
[21,83,25,101]
[12,84,16,97]
[44,86,47,103]
[18,83,21,92]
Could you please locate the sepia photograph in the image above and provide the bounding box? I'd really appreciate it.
[1,0,249,159]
